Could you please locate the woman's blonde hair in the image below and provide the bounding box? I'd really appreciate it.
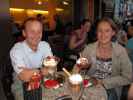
[97,17,118,33]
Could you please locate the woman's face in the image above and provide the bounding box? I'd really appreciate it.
[97,21,115,45]
[83,22,91,33]
[75,28,81,35]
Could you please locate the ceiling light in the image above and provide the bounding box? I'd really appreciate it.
[10,8,49,15]
[56,8,64,12]
[37,1,42,5]
[35,0,48,5]
[27,10,34,15]
[63,1,69,5]
[10,8,25,12]
[33,10,49,14]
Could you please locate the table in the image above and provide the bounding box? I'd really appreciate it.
[42,83,108,100]
[43,72,107,100]
[12,72,108,100]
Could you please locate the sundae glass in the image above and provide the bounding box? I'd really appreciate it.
[76,57,92,78]
[69,74,83,93]
[76,57,89,68]
[43,56,59,79]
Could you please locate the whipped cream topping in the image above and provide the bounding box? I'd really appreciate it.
[69,74,83,84]
[76,57,88,64]
[43,58,57,67]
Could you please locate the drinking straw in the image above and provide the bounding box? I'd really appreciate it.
[62,68,71,77]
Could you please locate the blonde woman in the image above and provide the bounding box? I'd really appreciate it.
[74,18,132,100]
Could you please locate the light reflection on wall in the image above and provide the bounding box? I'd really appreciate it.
[10,8,56,24]
[10,6,72,26]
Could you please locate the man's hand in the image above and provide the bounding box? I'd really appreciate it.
[18,67,40,82]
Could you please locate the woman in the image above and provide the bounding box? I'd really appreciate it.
[65,21,90,71]
[74,18,132,100]
[64,25,84,71]
[69,26,85,53]
[69,19,92,53]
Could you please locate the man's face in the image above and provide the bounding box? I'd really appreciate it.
[97,22,115,45]
[23,20,43,48]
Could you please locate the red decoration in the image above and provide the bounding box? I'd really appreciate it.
[27,73,42,91]
[44,80,59,89]
[83,79,89,86]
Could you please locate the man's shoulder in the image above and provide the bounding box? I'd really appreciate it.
[39,41,50,47]
[39,41,52,55]
[10,42,24,54]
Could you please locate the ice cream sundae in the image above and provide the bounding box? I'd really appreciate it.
[69,74,83,92]
[43,56,59,74]
[76,57,89,68]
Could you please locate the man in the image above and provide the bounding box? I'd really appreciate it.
[10,17,53,100]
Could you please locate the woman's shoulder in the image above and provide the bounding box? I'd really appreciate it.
[113,42,125,49]
[82,42,97,53]
[86,42,97,49]
[112,42,127,54]
[81,42,97,58]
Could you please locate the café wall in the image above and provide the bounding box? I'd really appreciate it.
[0,0,14,99]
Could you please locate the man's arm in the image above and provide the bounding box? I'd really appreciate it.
[10,46,40,82]
[18,67,40,82]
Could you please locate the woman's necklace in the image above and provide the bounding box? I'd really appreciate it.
[97,44,112,59]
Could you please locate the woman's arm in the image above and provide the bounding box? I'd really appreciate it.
[69,34,86,50]
[102,46,132,89]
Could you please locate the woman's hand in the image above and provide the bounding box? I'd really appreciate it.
[76,57,91,70]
